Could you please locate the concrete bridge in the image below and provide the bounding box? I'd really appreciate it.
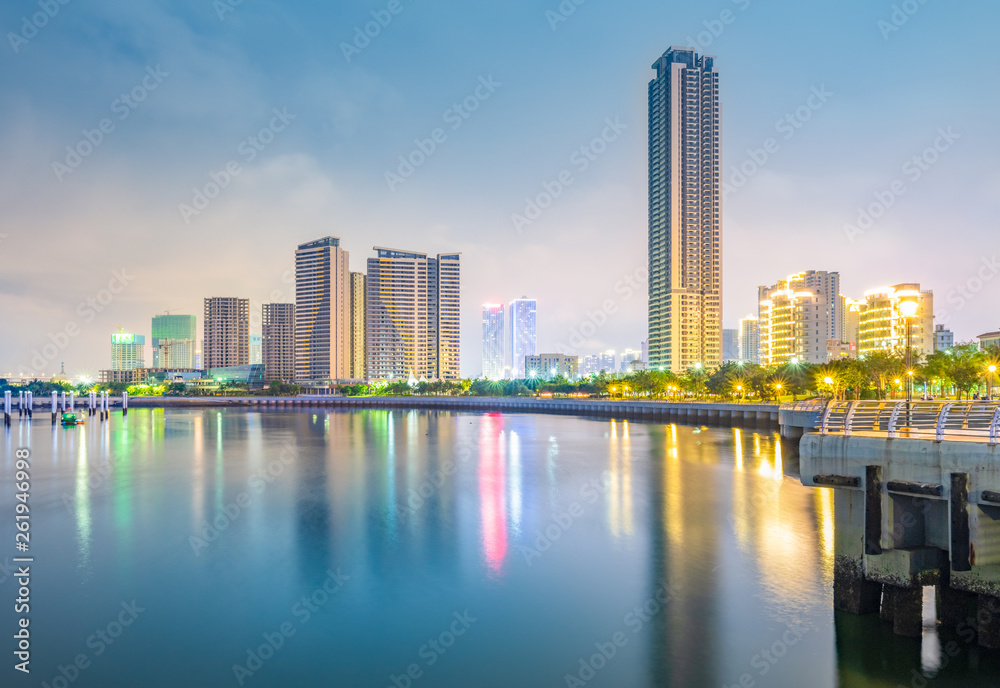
[799,400,1000,647]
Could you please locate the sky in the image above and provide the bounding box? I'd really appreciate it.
[1,0,999,379]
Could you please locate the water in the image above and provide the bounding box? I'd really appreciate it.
[3,409,999,687]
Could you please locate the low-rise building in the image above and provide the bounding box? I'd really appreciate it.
[525,354,579,380]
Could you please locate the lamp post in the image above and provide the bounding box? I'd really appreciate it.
[824,376,835,401]
[989,364,997,400]
[899,299,919,427]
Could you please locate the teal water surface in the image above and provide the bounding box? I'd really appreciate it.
[2,409,999,687]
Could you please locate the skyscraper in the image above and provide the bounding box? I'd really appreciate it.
[482,304,505,379]
[721,329,739,363]
[508,297,537,379]
[647,47,721,373]
[738,316,760,364]
[203,298,249,369]
[151,314,196,369]
[350,272,367,381]
[249,335,262,365]
[295,237,351,384]
[758,271,842,365]
[111,331,145,371]
[367,248,461,381]
[262,303,295,383]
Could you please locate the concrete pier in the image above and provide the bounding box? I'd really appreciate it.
[803,433,1000,645]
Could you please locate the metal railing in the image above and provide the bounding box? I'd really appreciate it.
[819,400,1000,442]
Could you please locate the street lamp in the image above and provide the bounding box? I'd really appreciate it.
[899,299,919,426]
[824,376,835,400]
[989,364,997,399]
[775,383,782,401]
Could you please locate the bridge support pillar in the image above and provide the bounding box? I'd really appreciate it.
[938,580,977,629]
[881,584,922,638]
[979,596,1000,649]
[834,490,881,615]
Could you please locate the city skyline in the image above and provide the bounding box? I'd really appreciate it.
[3,1,1000,379]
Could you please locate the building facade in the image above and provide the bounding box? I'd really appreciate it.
[295,237,351,384]
[738,316,760,364]
[482,303,505,380]
[599,350,616,374]
[111,332,145,371]
[758,272,842,366]
[525,354,579,380]
[151,314,196,369]
[249,335,262,365]
[350,272,367,381]
[262,303,295,383]
[508,297,537,379]
[721,329,738,363]
[203,298,249,370]
[366,248,461,381]
[935,324,954,352]
[620,349,643,373]
[647,47,722,373]
[857,284,934,357]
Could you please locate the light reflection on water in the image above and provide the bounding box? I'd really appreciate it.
[3,409,1000,687]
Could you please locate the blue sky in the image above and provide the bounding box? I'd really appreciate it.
[1,0,998,378]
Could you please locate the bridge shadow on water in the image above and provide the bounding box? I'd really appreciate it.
[835,606,1000,686]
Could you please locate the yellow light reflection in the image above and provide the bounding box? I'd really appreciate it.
[664,424,683,551]
[733,428,743,471]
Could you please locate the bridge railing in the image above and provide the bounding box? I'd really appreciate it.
[819,399,1000,442]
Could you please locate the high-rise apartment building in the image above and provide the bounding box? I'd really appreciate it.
[620,349,643,373]
[758,272,842,366]
[647,47,722,373]
[295,237,351,384]
[721,329,738,363]
[203,298,249,369]
[367,248,461,381]
[111,331,145,371]
[151,314,196,369]
[599,350,616,374]
[508,297,537,379]
[857,284,934,357]
[249,335,262,365]
[935,324,954,352]
[350,272,367,381]
[482,303,505,380]
[262,303,295,383]
[738,316,760,364]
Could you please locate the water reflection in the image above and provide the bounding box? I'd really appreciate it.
[7,410,1000,687]
[478,413,507,575]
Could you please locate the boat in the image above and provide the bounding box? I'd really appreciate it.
[61,412,85,427]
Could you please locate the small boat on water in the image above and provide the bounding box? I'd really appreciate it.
[61,412,85,427]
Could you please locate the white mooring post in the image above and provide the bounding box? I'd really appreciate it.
[25,392,33,420]
[3,390,10,426]
[52,391,58,424]
[122,391,128,417]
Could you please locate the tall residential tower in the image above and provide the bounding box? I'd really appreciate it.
[647,47,721,373]
[203,298,249,369]
[294,237,351,385]
[482,303,504,380]
[508,297,537,379]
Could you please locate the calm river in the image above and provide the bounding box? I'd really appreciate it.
[2,409,999,687]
